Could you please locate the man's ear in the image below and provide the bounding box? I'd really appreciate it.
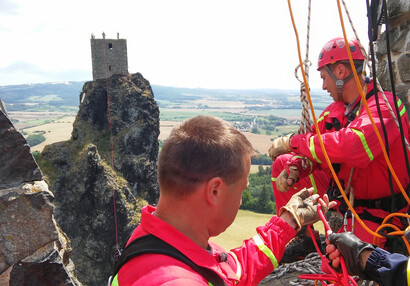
[335,63,349,79]
[205,177,223,206]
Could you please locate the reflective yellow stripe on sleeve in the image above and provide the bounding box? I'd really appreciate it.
[397,99,406,117]
[407,257,410,286]
[111,274,119,286]
[252,234,279,269]
[317,111,330,123]
[309,136,322,164]
[351,128,374,161]
[308,174,318,194]
[228,251,242,279]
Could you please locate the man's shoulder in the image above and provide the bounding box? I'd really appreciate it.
[118,253,208,285]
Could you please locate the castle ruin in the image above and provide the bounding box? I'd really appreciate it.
[90,32,128,80]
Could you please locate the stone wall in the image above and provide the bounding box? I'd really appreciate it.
[376,0,410,112]
[91,34,128,80]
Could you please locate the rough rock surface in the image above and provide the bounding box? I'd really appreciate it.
[0,111,42,189]
[0,110,81,285]
[376,0,410,113]
[38,73,159,285]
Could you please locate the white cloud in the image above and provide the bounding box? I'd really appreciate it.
[0,0,369,89]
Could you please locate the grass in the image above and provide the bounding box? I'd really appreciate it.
[209,209,273,250]
[209,209,325,250]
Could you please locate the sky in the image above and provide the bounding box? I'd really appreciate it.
[0,0,370,90]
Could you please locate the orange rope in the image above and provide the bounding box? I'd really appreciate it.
[287,0,410,250]
[373,223,410,254]
[287,0,383,240]
[336,0,410,206]
[336,0,410,252]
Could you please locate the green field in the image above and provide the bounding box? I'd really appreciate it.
[159,108,253,122]
[210,210,273,250]
[210,209,325,250]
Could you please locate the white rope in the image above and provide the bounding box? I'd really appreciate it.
[296,0,312,134]
[260,252,322,285]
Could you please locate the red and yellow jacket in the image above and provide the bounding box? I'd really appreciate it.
[290,81,410,215]
[111,205,296,286]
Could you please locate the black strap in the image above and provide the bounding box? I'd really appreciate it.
[112,234,226,286]
[353,187,410,213]
[346,100,361,125]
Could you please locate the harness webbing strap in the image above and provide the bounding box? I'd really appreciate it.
[111,234,226,286]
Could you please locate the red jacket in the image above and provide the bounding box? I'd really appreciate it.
[112,205,296,286]
[290,81,410,215]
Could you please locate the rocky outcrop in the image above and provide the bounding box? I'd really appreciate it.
[38,73,159,285]
[376,0,410,111]
[0,110,42,189]
[0,109,81,285]
[71,72,160,204]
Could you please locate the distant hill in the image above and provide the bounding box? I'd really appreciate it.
[0,80,330,112]
[0,81,85,112]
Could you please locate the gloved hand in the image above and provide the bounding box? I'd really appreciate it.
[328,232,374,278]
[276,167,299,193]
[268,134,293,160]
[278,188,334,231]
[276,156,313,192]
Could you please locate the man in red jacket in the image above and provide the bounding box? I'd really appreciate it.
[111,115,336,286]
[269,37,410,257]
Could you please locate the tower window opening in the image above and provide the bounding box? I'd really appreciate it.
[108,65,112,71]
[108,43,113,49]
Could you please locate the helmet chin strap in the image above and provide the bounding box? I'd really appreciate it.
[324,64,363,102]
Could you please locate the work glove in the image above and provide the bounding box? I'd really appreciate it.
[278,188,330,232]
[268,133,293,161]
[328,232,374,278]
[276,156,313,192]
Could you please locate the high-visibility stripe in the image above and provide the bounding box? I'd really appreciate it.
[351,129,374,161]
[309,136,322,163]
[111,275,119,286]
[407,257,410,286]
[317,111,330,123]
[308,174,318,194]
[252,234,279,269]
[228,251,242,279]
[398,99,406,117]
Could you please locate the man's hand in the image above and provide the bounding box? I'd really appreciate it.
[276,157,313,192]
[276,167,299,192]
[326,231,374,277]
[268,134,293,160]
[279,187,337,231]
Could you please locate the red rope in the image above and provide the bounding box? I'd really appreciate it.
[299,204,358,286]
[102,41,120,253]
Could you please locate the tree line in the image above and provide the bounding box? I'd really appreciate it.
[241,165,276,214]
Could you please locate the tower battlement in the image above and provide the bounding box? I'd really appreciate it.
[90,32,128,80]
